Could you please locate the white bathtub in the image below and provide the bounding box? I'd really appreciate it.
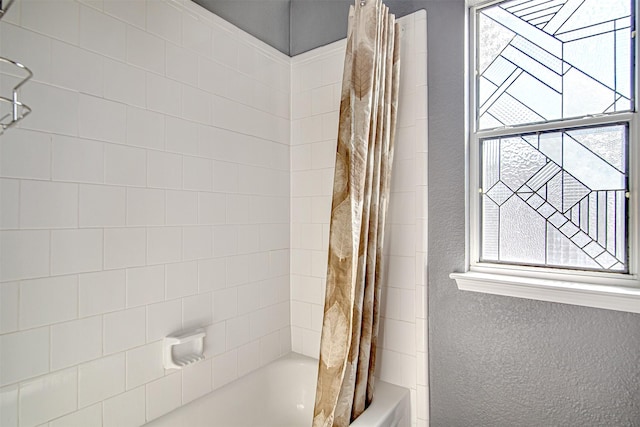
[145,353,410,427]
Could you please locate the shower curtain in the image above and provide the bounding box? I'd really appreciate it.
[312,0,400,426]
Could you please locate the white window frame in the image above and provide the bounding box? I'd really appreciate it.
[451,0,640,314]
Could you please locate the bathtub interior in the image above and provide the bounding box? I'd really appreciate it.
[145,353,410,427]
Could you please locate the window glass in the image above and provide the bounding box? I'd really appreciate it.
[477,0,634,130]
[480,124,628,271]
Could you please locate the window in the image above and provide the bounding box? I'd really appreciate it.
[452,0,640,313]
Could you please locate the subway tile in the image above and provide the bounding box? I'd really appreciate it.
[22,0,78,43]
[166,190,198,225]
[386,255,416,289]
[51,40,104,96]
[126,265,164,308]
[19,368,77,426]
[78,353,125,407]
[20,275,78,329]
[182,225,213,260]
[236,224,259,254]
[103,386,145,427]
[146,72,181,116]
[147,150,182,189]
[52,135,104,183]
[79,269,126,317]
[126,106,164,150]
[291,144,312,171]
[301,329,320,358]
[291,300,311,330]
[80,4,126,60]
[49,403,102,427]
[225,194,249,224]
[213,225,237,256]
[226,254,249,287]
[0,24,52,84]
[237,283,260,317]
[126,188,165,226]
[181,84,212,124]
[51,229,103,275]
[0,179,19,230]
[147,227,182,265]
[147,299,182,342]
[77,0,103,12]
[290,275,322,305]
[20,180,78,229]
[259,223,290,251]
[166,261,198,299]
[182,358,212,403]
[104,227,146,269]
[0,230,49,281]
[0,282,18,334]
[0,129,51,180]
[213,161,239,193]
[182,292,213,331]
[21,82,79,136]
[237,341,259,377]
[182,12,211,56]
[126,341,164,389]
[51,316,102,370]
[382,319,416,356]
[103,307,145,354]
[259,278,281,308]
[213,288,237,322]
[198,193,226,225]
[197,257,226,293]
[104,144,146,187]
[145,372,181,421]
[211,27,237,68]
[0,327,49,386]
[165,116,199,156]
[126,25,165,74]
[259,331,281,365]
[146,0,181,44]
[183,156,213,191]
[311,85,334,115]
[212,349,237,389]
[386,224,416,258]
[79,184,126,227]
[103,57,147,107]
[79,94,127,143]
[166,42,198,86]
[225,315,250,350]
[103,0,145,28]
[311,304,323,332]
[203,321,225,357]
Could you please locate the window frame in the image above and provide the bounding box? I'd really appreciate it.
[452,0,640,314]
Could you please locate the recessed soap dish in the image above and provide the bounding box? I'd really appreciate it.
[163,329,206,370]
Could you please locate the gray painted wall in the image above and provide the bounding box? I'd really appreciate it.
[194,0,290,54]
[196,0,640,424]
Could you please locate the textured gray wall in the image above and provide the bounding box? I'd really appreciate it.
[425,1,640,426]
[195,0,640,425]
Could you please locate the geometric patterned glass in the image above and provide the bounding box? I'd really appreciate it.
[477,0,634,130]
[480,124,628,271]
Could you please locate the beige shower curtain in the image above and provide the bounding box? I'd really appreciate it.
[312,1,401,426]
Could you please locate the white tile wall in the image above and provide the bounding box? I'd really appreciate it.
[289,11,428,426]
[1,2,427,426]
[0,1,290,425]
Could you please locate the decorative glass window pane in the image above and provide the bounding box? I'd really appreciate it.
[477,0,633,130]
[480,124,628,272]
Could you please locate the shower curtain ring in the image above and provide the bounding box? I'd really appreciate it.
[360,0,366,5]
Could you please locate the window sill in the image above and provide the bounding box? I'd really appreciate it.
[450,271,640,314]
